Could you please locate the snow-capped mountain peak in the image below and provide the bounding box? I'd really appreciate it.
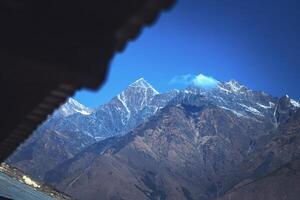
[60,98,93,116]
[216,80,248,94]
[40,78,299,142]
[113,78,160,114]
[225,80,247,92]
[129,78,159,95]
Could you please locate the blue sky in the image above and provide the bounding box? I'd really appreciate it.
[75,0,300,108]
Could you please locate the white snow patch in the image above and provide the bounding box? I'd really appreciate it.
[217,85,232,93]
[226,81,243,92]
[290,99,300,107]
[239,103,264,116]
[95,136,105,141]
[129,78,159,94]
[73,108,92,115]
[223,80,248,94]
[117,93,131,120]
[218,106,248,118]
[256,103,272,109]
[269,102,275,107]
[60,98,93,116]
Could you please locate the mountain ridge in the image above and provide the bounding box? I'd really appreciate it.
[7,77,300,200]
[45,101,300,200]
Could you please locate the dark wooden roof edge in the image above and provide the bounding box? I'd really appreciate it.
[0,0,176,161]
[113,0,175,53]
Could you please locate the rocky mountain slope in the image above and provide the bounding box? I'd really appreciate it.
[216,158,300,200]
[7,78,176,180]
[7,78,300,200]
[44,82,300,200]
[217,110,300,200]
[7,99,97,180]
[8,128,96,180]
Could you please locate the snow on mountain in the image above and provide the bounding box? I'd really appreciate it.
[58,98,93,116]
[44,84,300,200]
[42,79,300,140]
[115,77,159,116]
[55,78,172,140]
[256,102,274,109]
[278,95,300,109]
[218,106,248,118]
[8,77,300,183]
[238,103,264,116]
[175,80,278,121]
[290,98,300,107]
[222,80,248,93]
[128,78,159,95]
[87,78,160,138]
[10,77,299,145]
[216,80,248,94]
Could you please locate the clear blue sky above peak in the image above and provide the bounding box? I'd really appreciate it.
[75,0,300,108]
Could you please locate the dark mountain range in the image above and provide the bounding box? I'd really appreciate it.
[7,78,300,200]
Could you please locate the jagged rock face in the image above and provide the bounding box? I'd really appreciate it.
[89,78,161,139]
[50,78,175,140]
[45,104,300,200]
[177,81,278,123]
[274,95,300,126]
